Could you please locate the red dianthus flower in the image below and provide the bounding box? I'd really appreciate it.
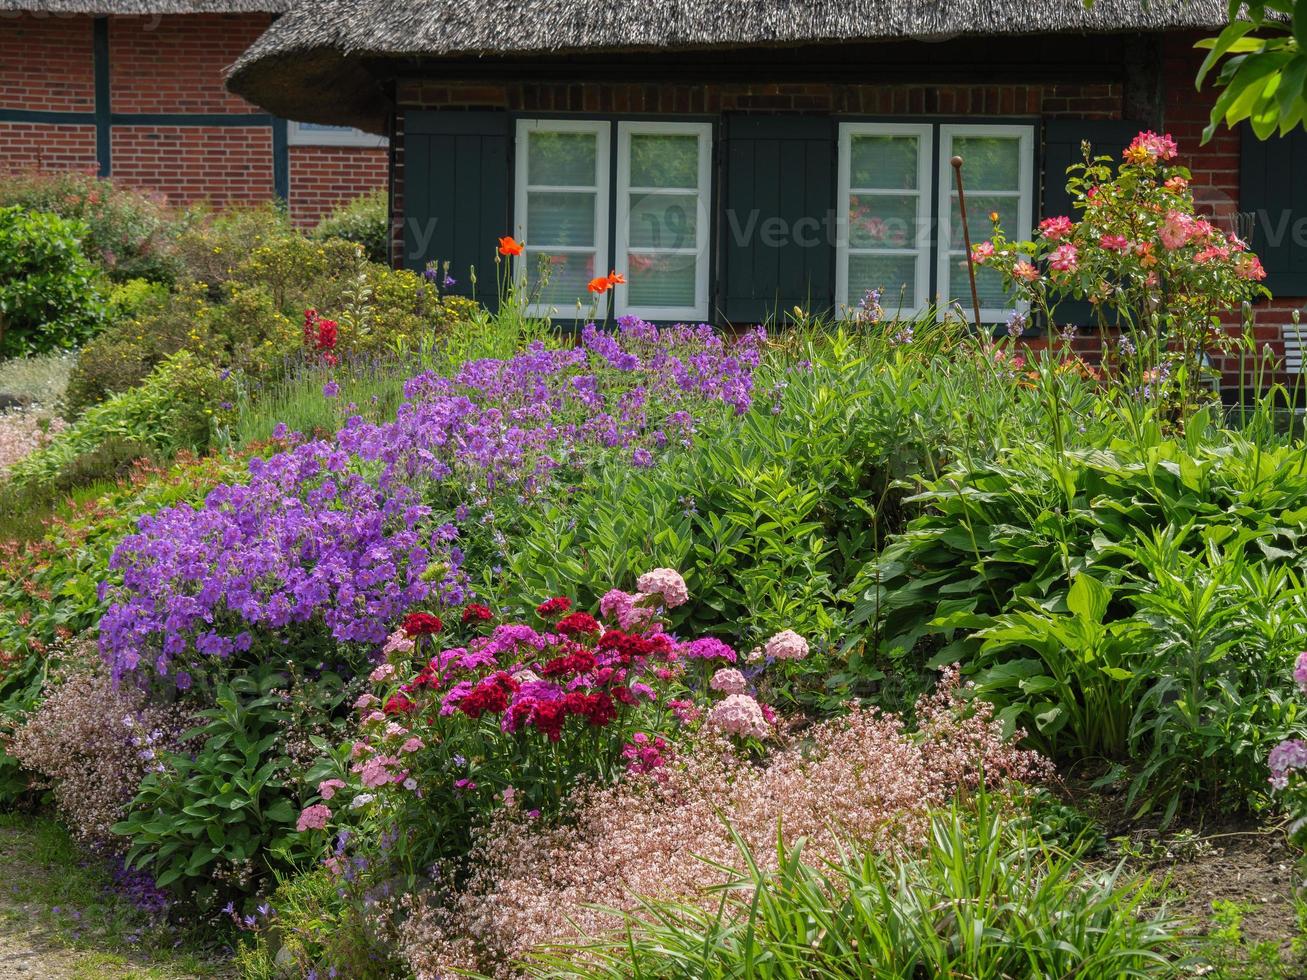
[461,603,493,624]
[557,611,601,636]
[403,612,443,636]
[536,596,573,618]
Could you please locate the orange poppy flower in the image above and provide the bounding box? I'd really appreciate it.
[606,271,626,287]
[498,236,524,256]
[588,276,612,294]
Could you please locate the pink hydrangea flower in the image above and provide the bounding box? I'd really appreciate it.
[599,589,654,630]
[636,568,689,609]
[317,778,346,800]
[353,693,379,711]
[764,629,809,662]
[709,667,747,695]
[296,803,332,832]
[1269,738,1307,790]
[707,694,769,739]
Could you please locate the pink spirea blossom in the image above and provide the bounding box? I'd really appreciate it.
[764,629,809,662]
[1048,243,1079,273]
[1038,216,1074,241]
[635,568,689,609]
[296,803,331,832]
[707,694,769,739]
[709,667,747,695]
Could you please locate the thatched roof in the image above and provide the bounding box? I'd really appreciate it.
[0,2,290,11]
[229,0,1231,132]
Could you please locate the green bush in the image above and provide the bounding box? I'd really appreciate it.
[0,206,106,357]
[311,189,388,263]
[532,792,1189,979]
[0,172,183,284]
[114,668,347,905]
[173,203,295,292]
[8,349,233,492]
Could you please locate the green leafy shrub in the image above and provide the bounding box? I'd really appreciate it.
[532,793,1188,979]
[8,350,233,492]
[0,172,183,284]
[0,206,106,357]
[114,667,349,903]
[311,189,388,263]
[173,203,295,292]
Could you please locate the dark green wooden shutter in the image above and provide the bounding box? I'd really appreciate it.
[1042,119,1140,327]
[1242,126,1307,296]
[720,115,835,323]
[403,111,510,311]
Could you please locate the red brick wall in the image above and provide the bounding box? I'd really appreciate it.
[0,12,385,222]
[289,145,388,226]
[112,125,274,207]
[0,123,97,172]
[108,14,267,115]
[0,14,94,112]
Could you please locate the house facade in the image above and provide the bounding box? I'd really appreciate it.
[0,1,386,223]
[227,1,1307,384]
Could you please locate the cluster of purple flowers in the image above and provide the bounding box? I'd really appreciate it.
[98,319,763,687]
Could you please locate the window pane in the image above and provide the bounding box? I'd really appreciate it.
[628,192,699,249]
[526,250,597,308]
[849,135,919,190]
[947,194,1021,250]
[527,191,596,247]
[849,193,920,249]
[527,131,597,186]
[629,133,699,188]
[946,256,1014,311]
[848,253,918,309]
[950,137,1021,191]
[627,252,697,309]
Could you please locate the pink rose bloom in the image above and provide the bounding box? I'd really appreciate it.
[296,803,332,832]
[764,629,809,662]
[1012,261,1040,283]
[1038,216,1074,241]
[318,778,347,800]
[1235,253,1267,281]
[1099,234,1129,252]
[707,694,769,739]
[636,568,689,609]
[970,241,995,264]
[1159,211,1192,250]
[709,667,748,695]
[1048,244,1079,273]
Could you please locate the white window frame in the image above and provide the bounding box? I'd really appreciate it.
[514,118,611,318]
[936,123,1035,323]
[286,121,387,148]
[614,121,713,321]
[836,122,934,318]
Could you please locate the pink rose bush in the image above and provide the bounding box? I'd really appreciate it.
[974,130,1270,418]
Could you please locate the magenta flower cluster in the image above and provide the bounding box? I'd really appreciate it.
[98,320,763,687]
